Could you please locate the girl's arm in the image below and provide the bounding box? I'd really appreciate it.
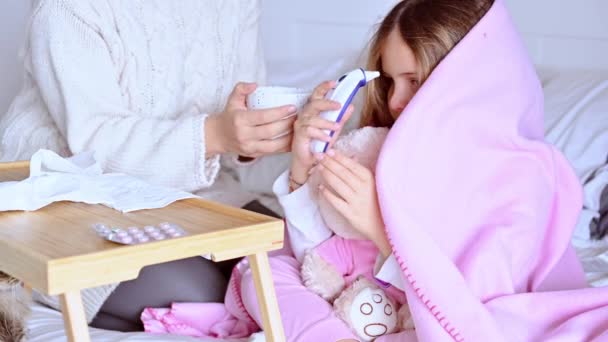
[276,80,354,261]
[316,150,406,290]
[273,170,333,262]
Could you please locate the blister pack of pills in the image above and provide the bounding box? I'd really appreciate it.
[93,222,187,245]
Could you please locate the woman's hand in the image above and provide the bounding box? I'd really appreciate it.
[318,150,391,257]
[205,82,298,158]
[289,81,354,187]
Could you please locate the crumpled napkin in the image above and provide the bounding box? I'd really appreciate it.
[0,149,197,212]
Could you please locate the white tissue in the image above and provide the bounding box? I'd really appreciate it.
[0,150,197,213]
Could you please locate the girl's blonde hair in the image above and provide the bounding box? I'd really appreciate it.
[361,0,494,128]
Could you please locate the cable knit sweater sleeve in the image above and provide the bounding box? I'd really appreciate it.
[235,0,266,86]
[28,0,220,192]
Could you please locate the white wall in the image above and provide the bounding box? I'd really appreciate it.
[259,0,608,88]
[504,0,608,70]
[0,0,31,116]
[259,0,396,64]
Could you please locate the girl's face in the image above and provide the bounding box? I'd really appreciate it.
[381,29,421,120]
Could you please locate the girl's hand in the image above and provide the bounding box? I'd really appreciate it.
[289,81,354,187]
[318,150,391,257]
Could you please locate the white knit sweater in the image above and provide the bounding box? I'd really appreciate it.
[1,0,288,323]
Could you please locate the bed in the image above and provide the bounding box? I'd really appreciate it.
[22,0,608,340]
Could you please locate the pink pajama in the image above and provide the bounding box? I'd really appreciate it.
[313,236,406,305]
[224,237,406,341]
[142,217,407,340]
[231,255,358,341]
[141,255,358,340]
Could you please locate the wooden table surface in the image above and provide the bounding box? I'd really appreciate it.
[0,163,284,295]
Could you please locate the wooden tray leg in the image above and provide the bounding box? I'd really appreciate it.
[248,252,285,342]
[59,291,91,342]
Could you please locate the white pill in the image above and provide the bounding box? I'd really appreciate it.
[159,222,173,229]
[163,227,176,234]
[137,236,150,243]
[93,223,108,231]
[120,236,133,244]
[143,226,157,233]
[133,231,146,238]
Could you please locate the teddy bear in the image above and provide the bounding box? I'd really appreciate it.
[0,272,30,342]
[300,126,414,341]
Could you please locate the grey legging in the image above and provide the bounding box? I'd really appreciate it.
[90,200,279,332]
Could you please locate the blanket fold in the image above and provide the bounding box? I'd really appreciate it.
[375,0,608,341]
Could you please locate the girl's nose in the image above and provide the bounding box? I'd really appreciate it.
[389,95,406,116]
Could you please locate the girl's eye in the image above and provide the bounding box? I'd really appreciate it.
[410,79,420,87]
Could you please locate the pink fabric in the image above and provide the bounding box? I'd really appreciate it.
[237,255,358,341]
[141,230,295,339]
[316,237,379,285]
[374,1,608,341]
[141,302,256,338]
[315,235,406,304]
[141,265,259,338]
[142,256,358,340]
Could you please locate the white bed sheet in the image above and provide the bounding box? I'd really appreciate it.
[27,302,247,342]
[540,67,608,288]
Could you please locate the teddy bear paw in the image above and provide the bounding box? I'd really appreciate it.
[301,251,346,301]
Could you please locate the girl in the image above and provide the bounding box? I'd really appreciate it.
[234,1,495,341]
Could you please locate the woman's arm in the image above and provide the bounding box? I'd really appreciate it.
[29,1,219,191]
[222,0,294,195]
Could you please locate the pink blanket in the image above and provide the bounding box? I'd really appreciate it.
[375,1,608,341]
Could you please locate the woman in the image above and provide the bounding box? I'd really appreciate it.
[0,0,291,332]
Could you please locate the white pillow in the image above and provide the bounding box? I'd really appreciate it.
[542,68,608,181]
